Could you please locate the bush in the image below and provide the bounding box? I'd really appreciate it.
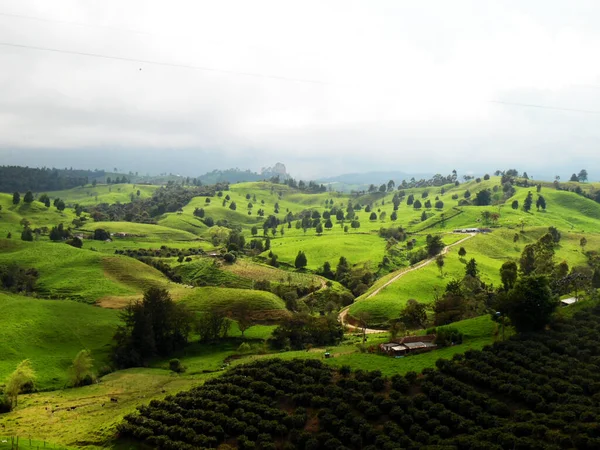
[223,253,236,263]
[169,359,186,373]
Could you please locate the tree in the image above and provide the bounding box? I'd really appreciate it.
[578,169,588,182]
[12,192,20,205]
[421,211,427,222]
[251,226,258,236]
[435,200,444,209]
[407,194,414,205]
[426,234,445,257]
[511,200,519,210]
[350,220,360,230]
[231,302,253,338]
[580,237,587,252]
[355,311,371,343]
[67,236,83,248]
[56,199,66,211]
[458,247,467,258]
[316,223,323,235]
[20,227,33,242]
[69,350,94,387]
[229,201,237,210]
[3,359,36,408]
[413,199,422,209]
[390,211,397,221]
[570,173,579,182]
[436,255,445,277]
[536,195,546,211]
[465,258,478,278]
[94,229,111,241]
[398,299,427,329]
[501,275,557,332]
[523,191,533,212]
[500,261,518,290]
[196,307,231,343]
[325,218,333,230]
[44,197,50,208]
[548,226,561,244]
[369,212,377,221]
[484,174,490,180]
[295,251,308,269]
[23,191,34,203]
[474,189,492,206]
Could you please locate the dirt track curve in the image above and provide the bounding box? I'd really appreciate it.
[338,233,476,334]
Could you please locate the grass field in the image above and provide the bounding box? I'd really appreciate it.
[178,286,288,320]
[0,293,119,391]
[3,175,600,448]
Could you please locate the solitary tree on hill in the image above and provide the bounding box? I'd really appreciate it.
[536,195,546,211]
[511,200,519,210]
[23,191,34,203]
[570,173,579,182]
[12,192,20,205]
[578,169,588,182]
[295,251,308,269]
[523,191,533,212]
[69,350,94,387]
[20,227,33,242]
[465,258,478,277]
[436,255,445,277]
[458,247,467,258]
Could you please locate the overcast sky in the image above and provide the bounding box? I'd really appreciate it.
[0,0,599,179]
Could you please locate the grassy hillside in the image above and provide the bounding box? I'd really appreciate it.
[347,226,599,326]
[0,293,119,390]
[45,183,157,206]
[179,287,287,320]
[0,239,171,303]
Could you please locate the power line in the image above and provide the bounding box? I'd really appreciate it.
[490,100,600,115]
[0,41,329,85]
[0,11,150,35]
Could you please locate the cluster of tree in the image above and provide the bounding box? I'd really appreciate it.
[121,312,600,450]
[0,263,39,293]
[84,183,224,223]
[0,166,99,192]
[316,257,376,297]
[114,245,205,259]
[270,313,344,350]
[112,288,192,368]
[282,178,328,193]
[431,258,495,326]
[105,176,132,184]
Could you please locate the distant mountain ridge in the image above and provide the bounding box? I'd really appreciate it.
[198,163,289,185]
[317,170,435,191]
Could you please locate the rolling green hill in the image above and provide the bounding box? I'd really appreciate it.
[179,287,288,320]
[0,292,119,390]
[0,239,171,303]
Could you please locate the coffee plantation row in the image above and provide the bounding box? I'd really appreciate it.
[118,306,600,449]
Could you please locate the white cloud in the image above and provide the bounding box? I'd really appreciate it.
[0,0,599,178]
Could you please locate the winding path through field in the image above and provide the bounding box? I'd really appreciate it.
[338,233,476,333]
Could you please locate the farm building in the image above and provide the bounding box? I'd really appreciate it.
[379,335,437,357]
[453,228,492,234]
[560,297,578,307]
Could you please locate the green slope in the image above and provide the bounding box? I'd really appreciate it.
[0,292,119,390]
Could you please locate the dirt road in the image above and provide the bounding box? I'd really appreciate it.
[338,233,476,333]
